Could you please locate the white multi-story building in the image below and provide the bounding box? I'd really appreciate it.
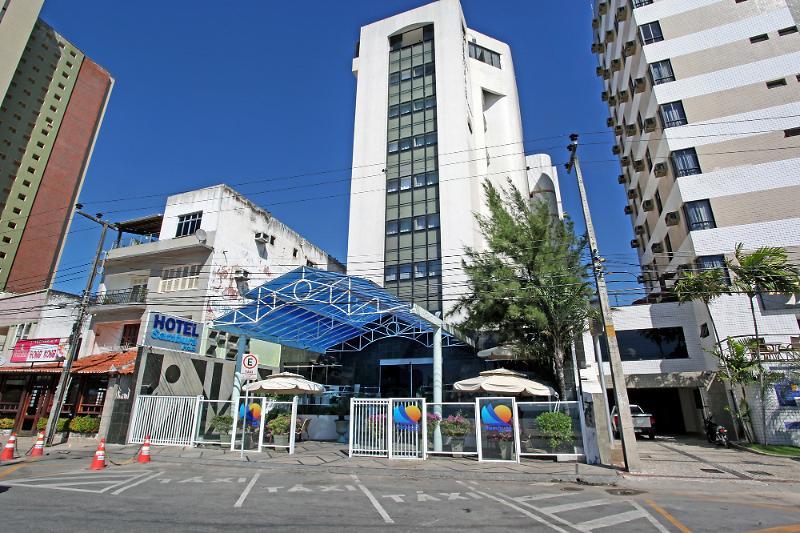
[347,0,560,318]
[591,0,800,443]
[83,184,344,360]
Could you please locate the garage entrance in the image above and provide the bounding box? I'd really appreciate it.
[607,387,704,435]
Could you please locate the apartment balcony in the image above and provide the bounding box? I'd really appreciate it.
[89,287,148,307]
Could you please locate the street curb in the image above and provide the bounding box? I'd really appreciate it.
[730,442,800,460]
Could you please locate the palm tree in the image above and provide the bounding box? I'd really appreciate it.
[725,244,800,444]
[673,269,728,354]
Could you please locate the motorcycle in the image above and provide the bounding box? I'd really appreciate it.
[704,416,729,448]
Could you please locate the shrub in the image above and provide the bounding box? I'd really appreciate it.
[0,418,14,430]
[36,417,69,432]
[267,414,291,436]
[440,412,471,437]
[535,411,573,450]
[210,415,234,434]
[68,416,100,434]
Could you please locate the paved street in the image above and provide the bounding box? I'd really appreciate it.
[2,443,799,532]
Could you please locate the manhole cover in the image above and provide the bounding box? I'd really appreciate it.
[700,468,724,474]
[561,486,584,492]
[606,488,646,496]
[746,471,773,476]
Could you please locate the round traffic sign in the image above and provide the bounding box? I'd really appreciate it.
[242,354,258,370]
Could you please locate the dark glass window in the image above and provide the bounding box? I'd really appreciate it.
[601,327,689,361]
[649,59,675,85]
[120,323,140,348]
[640,21,664,45]
[684,199,716,231]
[468,42,501,68]
[176,212,202,237]
[671,148,701,177]
[696,255,725,271]
[660,101,687,128]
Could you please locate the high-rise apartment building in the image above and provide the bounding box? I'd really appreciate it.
[347,0,560,317]
[591,0,800,443]
[0,5,113,293]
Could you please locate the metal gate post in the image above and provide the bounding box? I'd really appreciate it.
[512,398,521,464]
[126,393,142,445]
[257,397,266,453]
[289,395,298,455]
[421,399,428,460]
[189,395,202,447]
[386,399,393,459]
[348,398,354,458]
[474,398,483,462]
[230,395,239,451]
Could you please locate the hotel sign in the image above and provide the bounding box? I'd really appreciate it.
[11,338,68,363]
[144,312,203,353]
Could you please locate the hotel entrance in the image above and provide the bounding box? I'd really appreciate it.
[379,358,433,398]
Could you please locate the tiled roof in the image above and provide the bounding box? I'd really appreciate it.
[0,349,138,375]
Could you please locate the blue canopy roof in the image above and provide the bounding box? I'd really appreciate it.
[212,266,462,353]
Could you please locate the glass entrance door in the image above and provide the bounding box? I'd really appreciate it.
[379,358,434,399]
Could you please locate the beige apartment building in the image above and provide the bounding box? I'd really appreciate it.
[589,0,800,444]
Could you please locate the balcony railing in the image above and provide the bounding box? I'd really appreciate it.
[89,287,147,306]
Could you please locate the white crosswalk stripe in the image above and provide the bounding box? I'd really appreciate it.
[539,498,617,514]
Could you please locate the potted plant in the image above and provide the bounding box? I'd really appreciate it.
[268,414,291,446]
[440,412,471,453]
[68,416,100,437]
[210,414,234,440]
[426,412,441,444]
[334,397,349,443]
[0,417,14,436]
[489,429,514,460]
[535,411,573,454]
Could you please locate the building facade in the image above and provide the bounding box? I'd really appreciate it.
[592,0,800,442]
[0,10,113,293]
[347,0,559,318]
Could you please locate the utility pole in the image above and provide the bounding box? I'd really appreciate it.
[566,134,640,472]
[45,208,117,445]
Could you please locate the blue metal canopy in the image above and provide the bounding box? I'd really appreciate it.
[212,266,463,353]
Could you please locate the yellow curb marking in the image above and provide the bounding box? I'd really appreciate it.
[644,498,692,533]
[0,462,26,480]
[744,526,800,533]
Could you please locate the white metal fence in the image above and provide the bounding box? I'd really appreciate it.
[194,399,235,446]
[389,398,426,460]
[349,398,390,457]
[425,402,478,456]
[517,401,584,457]
[129,395,200,446]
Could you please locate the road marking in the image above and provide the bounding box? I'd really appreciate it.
[514,493,568,502]
[539,498,617,514]
[111,471,164,495]
[630,500,671,533]
[458,483,568,532]
[573,509,649,532]
[644,498,692,533]
[234,472,261,508]
[350,474,394,524]
[744,526,800,533]
[0,463,26,479]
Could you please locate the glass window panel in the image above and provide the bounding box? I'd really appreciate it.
[426,172,439,185]
[684,199,716,230]
[423,50,433,63]
[400,125,413,139]
[388,93,399,106]
[399,203,412,218]
[414,134,426,148]
[399,162,412,176]
[400,176,412,190]
[399,103,412,115]
[398,247,413,262]
[427,244,439,259]
[387,127,400,141]
[399,138,412,151]
[427,228,439,243]
[413,188,426,203]
[388,105,400,118]
[412,110,425,124]
[400,69,412,81]
[414,215,427,231]
[386,192,398,207]
[400,114,412,127]
[425,133,437,145]
[427,260,442,277]
[388,141,399,153]
[399,190,412,205]
[389,72,401,85]
[414,262,427,278]
[412,122,426,136]
[385,236,398,251]
[386,220,398,235]
[427,213,440,228]
[399,233,412,250]
[390,60,401,73]
[425,157,437,171]
[400,56,412,70]
[412,87,425,100]
[387,179,399,193]
[399,264,412,280]
[390,50,401,62]
[386,250,398,262]
[384,266,398,282]
[386,165,399,179]
[400,89,412,103]
[413,99,425,112]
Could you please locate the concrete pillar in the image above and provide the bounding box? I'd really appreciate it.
[98,375,119,440]
[432,325,442,452]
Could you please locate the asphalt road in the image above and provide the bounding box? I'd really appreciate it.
[1,456,799,532]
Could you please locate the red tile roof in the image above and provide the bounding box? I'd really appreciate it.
[0,349,137,375]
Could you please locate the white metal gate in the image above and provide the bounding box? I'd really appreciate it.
[349,398,390,457]
[129,395,200,446]
[389,398,425,460]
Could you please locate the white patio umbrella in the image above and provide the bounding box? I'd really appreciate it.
[242,372,325,395]
[477,345,517,361]
[453,368,556,398]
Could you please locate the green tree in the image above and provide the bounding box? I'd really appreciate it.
[726,244,800,444]
[673,269,729,353]
[452,180,592,396]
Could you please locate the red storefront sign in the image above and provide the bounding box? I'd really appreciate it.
[11,338,68,363]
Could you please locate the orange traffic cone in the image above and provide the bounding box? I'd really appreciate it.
[30,431,45,457]
[89,438,106,470]
[137,435,151,463]
[1,433,16,461]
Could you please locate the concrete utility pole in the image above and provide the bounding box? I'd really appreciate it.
[566,134,640,472]
[45,209,117,445]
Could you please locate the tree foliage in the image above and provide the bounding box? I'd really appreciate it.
[451,180,592,396]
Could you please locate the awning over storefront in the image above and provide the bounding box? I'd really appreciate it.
[212,266,464,353]
[0,349,137,374]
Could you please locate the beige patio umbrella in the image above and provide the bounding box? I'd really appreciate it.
[453,368,556,397]
[242,372,325,395]
[477,345,517,361]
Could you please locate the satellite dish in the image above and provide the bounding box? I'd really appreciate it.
[195,229,207,243]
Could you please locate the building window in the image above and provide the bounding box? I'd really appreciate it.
[749,34,769,44]
[645,148,653,172]
[12,322,35,346]
[385,265,398,282]
[601,327,688,360]
[766,78,787,89]
[468,42,501,68]
[399,264,412,280]
[649,59,675,85]
[659,101,688,128]
[664,234,673,255]
[778,26,799,36]
[386,220,399,235]
[654,189,663,214]
[684,199,716,230]
[120,323,140,348]
[671,148,701,177]
[640,21,664,45]
[633,0,654,6]
[159,265,201,292]
[696,255,725,272]
[175,211,202,237]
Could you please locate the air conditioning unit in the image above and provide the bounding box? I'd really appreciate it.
[592,17,600,29]
[644,117,657,132]
[625,124,637,136]
[634,224,645,235]
[642,199,655,211]
[608,95,617,106]
[603,68,610,80]
[651,242,665,253]
[255,232,269,243]
[606,117,614,127]
[605,30,615,43]
[624,205,633,215]
[654,162,668,177]
[623,41,637,57]
[612,144,622,155]
[611,58,622,71]
[617,174,626,184]
[601,90,609,102]
[631,239,640,249]
[234,269,250,281]
[614,125,623,136]
[618,90,629,102]
[598,2,608,15]
[665,211,680,226]
[616,6,628,21]
[628,189,638,200]
[592,42,605,54]
[633,159,645,172]
[636,275,645,283]
[634,77,647,93]
[596,66,604,77]
[621,156,631,166]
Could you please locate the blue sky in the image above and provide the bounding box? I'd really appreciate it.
[42,0,642,304]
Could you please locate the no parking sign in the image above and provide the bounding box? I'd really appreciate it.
[241,353,258,381]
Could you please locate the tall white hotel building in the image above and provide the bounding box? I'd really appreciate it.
[591,0,800,444]
[346,0,561,318]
